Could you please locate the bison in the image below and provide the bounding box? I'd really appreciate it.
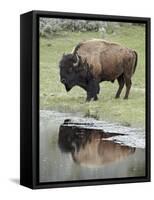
[59,39,138,101]
[58,125,136,167]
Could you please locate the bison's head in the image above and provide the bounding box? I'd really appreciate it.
[59,53,83,92]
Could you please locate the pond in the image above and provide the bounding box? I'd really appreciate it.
[39,110,145,183]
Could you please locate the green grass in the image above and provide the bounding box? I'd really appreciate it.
[40,25,146,128]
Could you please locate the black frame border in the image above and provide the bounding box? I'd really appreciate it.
[20,10,151,189]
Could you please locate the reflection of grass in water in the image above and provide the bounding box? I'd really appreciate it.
[48,133,58,147]
[128,162,145,177]
[127,148,145,177]
[84,109,100,120]
[40,26,145,128]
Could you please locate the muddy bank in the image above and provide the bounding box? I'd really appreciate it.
[40,110,145,148]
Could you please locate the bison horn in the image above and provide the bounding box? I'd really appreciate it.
[73,54,80,67]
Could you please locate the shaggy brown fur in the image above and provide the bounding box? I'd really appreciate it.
[72,132,135,166]
[73,39,138,99]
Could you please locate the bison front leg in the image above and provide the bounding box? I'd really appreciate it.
[86,93,98,102]
[86,79,100,102]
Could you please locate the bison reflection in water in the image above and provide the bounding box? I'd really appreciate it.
[58,125,136,167]
[59,39,138,101]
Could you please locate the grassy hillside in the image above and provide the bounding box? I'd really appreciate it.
[40,25,145,128]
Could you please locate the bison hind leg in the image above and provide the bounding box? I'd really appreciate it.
[124,78,132,99]
[115,75,125,99]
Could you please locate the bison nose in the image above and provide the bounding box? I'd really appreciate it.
[61,78,66,84]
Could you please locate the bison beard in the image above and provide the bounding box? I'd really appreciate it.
[59,39,138,101]
[64,84,72,92]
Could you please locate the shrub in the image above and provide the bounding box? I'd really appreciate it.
[39,18,138,38]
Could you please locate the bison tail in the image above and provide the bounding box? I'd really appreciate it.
[133,50,138,74]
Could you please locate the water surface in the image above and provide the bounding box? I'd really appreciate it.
[40,110,145,182]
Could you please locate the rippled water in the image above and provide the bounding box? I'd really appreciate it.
[39,110,145,183]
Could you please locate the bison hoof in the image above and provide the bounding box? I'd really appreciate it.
[94,96,98,101]
[86,95,98,102]
[115,95,120,99]
[124,96,128,100]
[86,97,91,102]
